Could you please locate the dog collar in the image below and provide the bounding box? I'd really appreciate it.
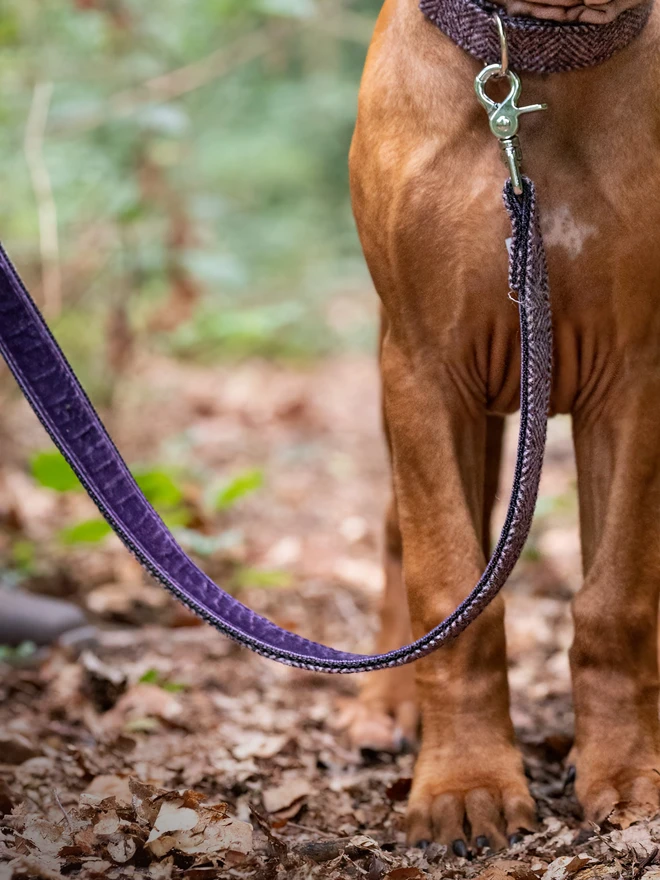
[420,0,653,73]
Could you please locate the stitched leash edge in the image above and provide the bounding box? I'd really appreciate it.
[0,179,550,673]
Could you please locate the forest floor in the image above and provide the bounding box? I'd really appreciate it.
[1,352,659,880]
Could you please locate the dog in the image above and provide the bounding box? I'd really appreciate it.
[346,0,660,854]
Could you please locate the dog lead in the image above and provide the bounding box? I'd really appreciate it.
[0,1,650,673]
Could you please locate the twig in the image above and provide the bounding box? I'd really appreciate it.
[49,11,375,140]
[24,81,62,319]
[52,787,73,834]
[50,25,297,138]
[286,821,339,839]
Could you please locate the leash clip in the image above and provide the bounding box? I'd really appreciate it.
[474,16,547,195]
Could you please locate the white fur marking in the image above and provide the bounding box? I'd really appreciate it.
[542,205,596,259]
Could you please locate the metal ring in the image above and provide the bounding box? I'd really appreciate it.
[493,13,509,76]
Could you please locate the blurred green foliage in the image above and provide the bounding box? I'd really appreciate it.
[29,448,265,546]
[215,468,264,509]
[2,0,380,380]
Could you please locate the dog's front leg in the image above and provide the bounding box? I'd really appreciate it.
[382,337,536,852]
[571,378,660,822]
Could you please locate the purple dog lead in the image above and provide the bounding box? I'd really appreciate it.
[9,0,650,672]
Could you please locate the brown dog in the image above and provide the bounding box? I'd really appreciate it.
[346,0,660,853]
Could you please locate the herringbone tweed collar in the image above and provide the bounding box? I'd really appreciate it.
[420,0,653,73]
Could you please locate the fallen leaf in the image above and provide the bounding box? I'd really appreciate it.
[102,683,183,731]
[93,810,121,836]
[231,732,288,760]
[608,800,658,829]
[20,815,70,856]
[609,823,657,858]
[148,813,252,859]
[0,733,41,765]
[86,581,169,618]
[84,775,132,806]
[542,855,592,880]
[477,860,539,880]
[263,778,312,814]
[152,800,199,834]
[106,832,137,863]
[81,651,128,712]
[384,868,424,880]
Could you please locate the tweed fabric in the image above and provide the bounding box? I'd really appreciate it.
[0,179,551,673]
[420,0,652,72]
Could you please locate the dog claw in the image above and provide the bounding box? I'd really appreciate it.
[415,839,431,850]
[476,835,490,851]
[452,840,469,858]
[562,764,577,793]
[508,833,524,846]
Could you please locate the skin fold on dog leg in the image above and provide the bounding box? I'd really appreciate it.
[381,343,536,851]
[570,379,660,822]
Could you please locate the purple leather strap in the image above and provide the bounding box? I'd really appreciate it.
[0,179,551,673]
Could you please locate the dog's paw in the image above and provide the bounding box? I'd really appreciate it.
[336,673,418,756]
[577,767,660,825]
[406,743,536,853]
[337,695,418,755]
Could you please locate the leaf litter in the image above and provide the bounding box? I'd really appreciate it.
[2,355,660,878]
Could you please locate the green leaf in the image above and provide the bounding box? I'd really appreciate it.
[60,518,112,545]
[138,668,160,685]
[139,668,185,692]
[133,469,184,509]
[234,567,292,589]
[31,451,81,493]
[215,469,264,510]
[0,641,37,663]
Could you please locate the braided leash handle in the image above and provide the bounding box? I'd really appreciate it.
[0,180,551,673]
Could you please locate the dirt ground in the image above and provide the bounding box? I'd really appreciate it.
[1,353,659,880]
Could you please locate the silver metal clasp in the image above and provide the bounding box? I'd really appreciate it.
[474,16,547,195]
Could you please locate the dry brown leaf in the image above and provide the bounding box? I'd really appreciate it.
[102,684,183,732]
[608,801,658,829]
[262,778,312,814]
[3,853,64,880]
[84,775,132,806]
[384,868,425,880]
[152,801,199,834]
[129,778,167,826]
[477,860,539,880]
[542,855,592,880]
[106,832,137,863]
[231,732,288,760]
[81,651,128,712]
[93,810,121,836]
[20,815,70,856]
[147,812,252,859]
[0,734,41,766]
[608,823,657,857]
[86,581,169,618]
